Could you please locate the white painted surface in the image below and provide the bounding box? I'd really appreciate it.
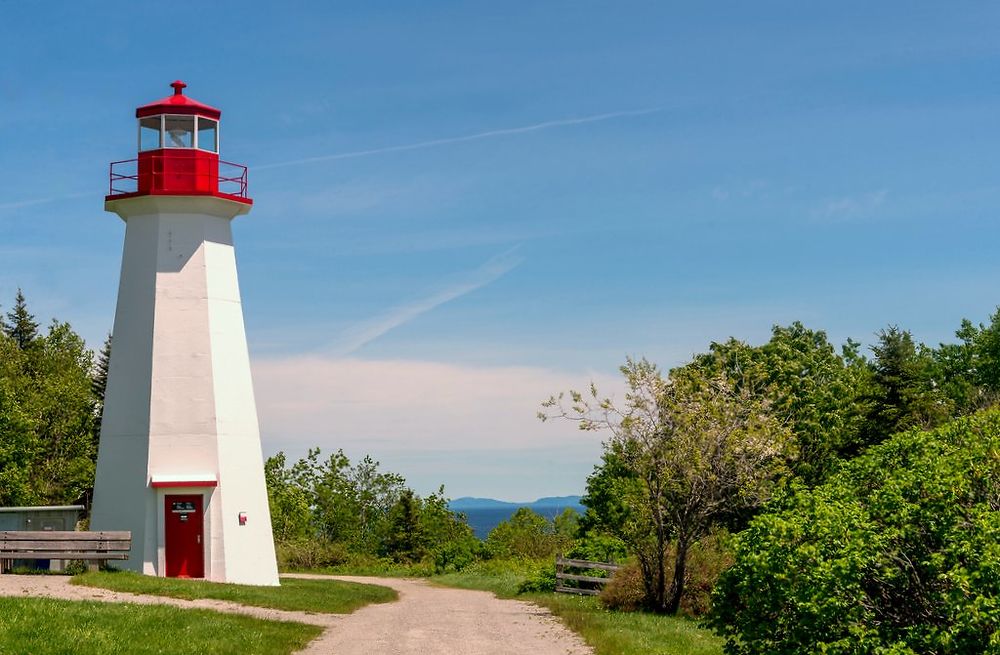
[91,195,278,586]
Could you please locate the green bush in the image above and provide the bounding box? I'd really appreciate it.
[680,531,734,617]
[276,538,350,570]
[710,409,1000,654]
[517,563,557,593]
[599,561,646,611]
[566,533,629,564]
[430,536,483,574]
[485,507,569,559]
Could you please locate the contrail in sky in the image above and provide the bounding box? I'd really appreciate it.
[0,191,91,212]
[326,247,524,357]
[257,107,664,171]
[1,106,663,210]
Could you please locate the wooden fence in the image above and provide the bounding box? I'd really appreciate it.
[555,556,620,596]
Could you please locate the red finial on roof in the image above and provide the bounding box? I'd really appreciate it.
[136,81,221,120]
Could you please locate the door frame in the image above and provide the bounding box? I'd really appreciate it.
[154,484,216,579]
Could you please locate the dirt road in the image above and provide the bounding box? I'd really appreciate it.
[0,573,593,655]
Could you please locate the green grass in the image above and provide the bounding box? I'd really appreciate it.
[522,593,723,655]
[433,558,544,597]
[73,570,397,613]
[434,560,724,655]
[0,596,321,655]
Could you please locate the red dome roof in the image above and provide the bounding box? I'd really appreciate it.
[135,81,221,120]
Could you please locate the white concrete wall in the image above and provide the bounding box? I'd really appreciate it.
[91,195,278,585]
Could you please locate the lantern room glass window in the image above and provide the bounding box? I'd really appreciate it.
[164,115,195,148]
[139,116,161,151]
[196,117,218,152]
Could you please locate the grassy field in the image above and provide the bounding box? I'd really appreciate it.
[0,596,321,655]
[73,570,397,613]
[434,561,724,655]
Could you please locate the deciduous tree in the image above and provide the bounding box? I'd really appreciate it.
[542,358,792,613]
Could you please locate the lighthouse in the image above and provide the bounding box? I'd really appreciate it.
[90,81,279,585]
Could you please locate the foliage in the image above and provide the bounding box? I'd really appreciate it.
[419,486,482,572]
[485,507,572,559]
[517,562,558,593]
[543,358,792,613]
[600,561,646,612]
[858,326,953,450]
[710,409,1000,655]
[567,532,629,564]
[264,452,313,542]
[382,488,425,562]
[0,291,100,507]
[288,448,407,551]
[5,288,39,350]
[264,450,479,573]
[275,538,350,570]
[74,570,397,613]
[91,333,111,440]
[0,596,321,655]
[692,323,872,485]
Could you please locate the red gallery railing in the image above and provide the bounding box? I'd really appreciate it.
[108,157,249,200]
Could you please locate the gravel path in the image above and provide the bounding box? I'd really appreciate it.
[289,574,592,655]
[0,573,593,655]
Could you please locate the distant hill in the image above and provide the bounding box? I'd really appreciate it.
[449,495,584,539]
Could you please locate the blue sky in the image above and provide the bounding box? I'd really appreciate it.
[2,2,999,500]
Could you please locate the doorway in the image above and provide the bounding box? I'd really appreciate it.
[164,494,204,578]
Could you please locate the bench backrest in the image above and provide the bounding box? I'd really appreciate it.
[0,531,132,554]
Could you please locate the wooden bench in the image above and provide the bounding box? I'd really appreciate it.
[0,531,131,573]
[555,556,620,596]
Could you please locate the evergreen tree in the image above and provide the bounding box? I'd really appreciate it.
[382,489,425,563]
[92,333,112,402]
[6,289,39,350]
[861,326,951,449]
[91,333,112,441]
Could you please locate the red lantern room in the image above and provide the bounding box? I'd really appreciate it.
[107,81,252,205]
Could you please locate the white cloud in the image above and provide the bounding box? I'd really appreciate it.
[253,355,619,454]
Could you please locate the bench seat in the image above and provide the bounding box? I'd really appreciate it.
[0,531,131,573]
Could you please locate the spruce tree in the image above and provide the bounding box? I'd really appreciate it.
[6,289,39,349]
[92,333,112,440]
[861,326,951,448]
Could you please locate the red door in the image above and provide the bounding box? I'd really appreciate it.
[165,495,204,578]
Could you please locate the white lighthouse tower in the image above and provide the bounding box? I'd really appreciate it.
[91,81,279,585]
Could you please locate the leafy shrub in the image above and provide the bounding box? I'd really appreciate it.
[599,561,646,611]
[430,537,483,574]
[680,530,734,616]
[276,538,350,570]
[485,508,566,559]
[710,409,1000,654]
[566,533,629,564]
[517,563,557,593]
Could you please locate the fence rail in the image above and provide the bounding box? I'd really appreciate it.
[555,556,620,596]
